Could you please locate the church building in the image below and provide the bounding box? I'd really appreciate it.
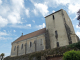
[11,9,79,57]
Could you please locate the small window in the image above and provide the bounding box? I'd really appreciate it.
[53,15,55,19]
[40,39,42,45]
[57,42,59,47]
[14,46,16,51]
[25,43,27,46]
[69,41,72,44]
[21,44,23,49]
[55,30,58,39]
[17,45,19,48]
[34,40,36,44]
[30,42,32,47]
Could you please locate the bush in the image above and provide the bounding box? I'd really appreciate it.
[75,41,80,49]
[63,50,80,60]
[68,41,80,49]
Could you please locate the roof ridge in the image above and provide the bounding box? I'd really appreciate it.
[12,28,46,43]
[23,28,46,36]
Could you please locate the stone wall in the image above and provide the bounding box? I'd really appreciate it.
[11,34,46,57]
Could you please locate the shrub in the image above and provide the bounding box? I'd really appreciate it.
[68,41,80,49]
[75,41,80,49]
[63,50,80,60]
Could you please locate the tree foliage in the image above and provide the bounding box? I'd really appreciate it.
[68,41,80,49]
[1,53,5,60]
[77,9,80,26]
[63,50,80,60]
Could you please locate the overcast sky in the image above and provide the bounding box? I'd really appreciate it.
[0,0,80,57]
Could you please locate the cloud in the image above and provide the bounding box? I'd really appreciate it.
[36,23,46,29]
[25,9,30,17]
[8,12,21,24]
[34,3,49,17]
[31,0,80,15]
[32,9,38,16]
[0,31,8,36]
[11,0,24,9]
[76,25,80,29]
[32,20,35,23]
[0,16,8,27]
[52,10,55,13]
[55,0,70,5]
[0,31,12,41]
[72,15,78,20]
[0,0,2,5]
[76,31,80,38]
[13,30,16,32]
[10,24,31,29]
[7,0,25,24]
[31,0,49,16]
[0,0,25,27]
[55,0,80,14]
[68,4,80,14]
[0,37,12,41]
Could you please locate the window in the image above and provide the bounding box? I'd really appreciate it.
[25,43,27,46]
[69,41,72,44]
[55,30,58,39]
[34,40,36,44]
[57,42,59,47]
[30,42,32,47]
[14,46,16,51]
[21,44,23,49]
[40,39,42,45]
[53,15,55,19]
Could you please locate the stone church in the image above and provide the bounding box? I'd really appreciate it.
[11,9,79,57]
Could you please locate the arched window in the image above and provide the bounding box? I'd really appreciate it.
[25,43,27,46]
[30,42,32,47]
[57,42,59,47]
[25,43,27,49]
[17,45,19,48]
[53,15,55,20]
[55,30,58,39]
[40,39,42,45]
[14,46,16,51]
[21,44,23,49]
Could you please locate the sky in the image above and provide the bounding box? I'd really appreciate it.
[0,0,80,57]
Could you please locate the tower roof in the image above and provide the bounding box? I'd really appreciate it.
[45,9,63,18]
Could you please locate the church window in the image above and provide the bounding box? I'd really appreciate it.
[25,43,27,46]
[57,42,59,47]
[21,44,23,49]
[55,30,58,39]
[40,39,42,45]
[69,40,72,44]
[34,40,36,44]
[14,46,16,51]
[30,42,32,47]
[53,15,55,19]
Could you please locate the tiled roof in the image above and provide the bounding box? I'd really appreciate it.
[13,28,46,43]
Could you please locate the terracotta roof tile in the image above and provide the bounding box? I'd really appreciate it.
[13,28,46,43]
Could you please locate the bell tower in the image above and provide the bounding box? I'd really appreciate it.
[45,9,78,49]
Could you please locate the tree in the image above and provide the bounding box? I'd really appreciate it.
[77,9,80,26]
[0,55,1,60]
[1,53,5,60]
